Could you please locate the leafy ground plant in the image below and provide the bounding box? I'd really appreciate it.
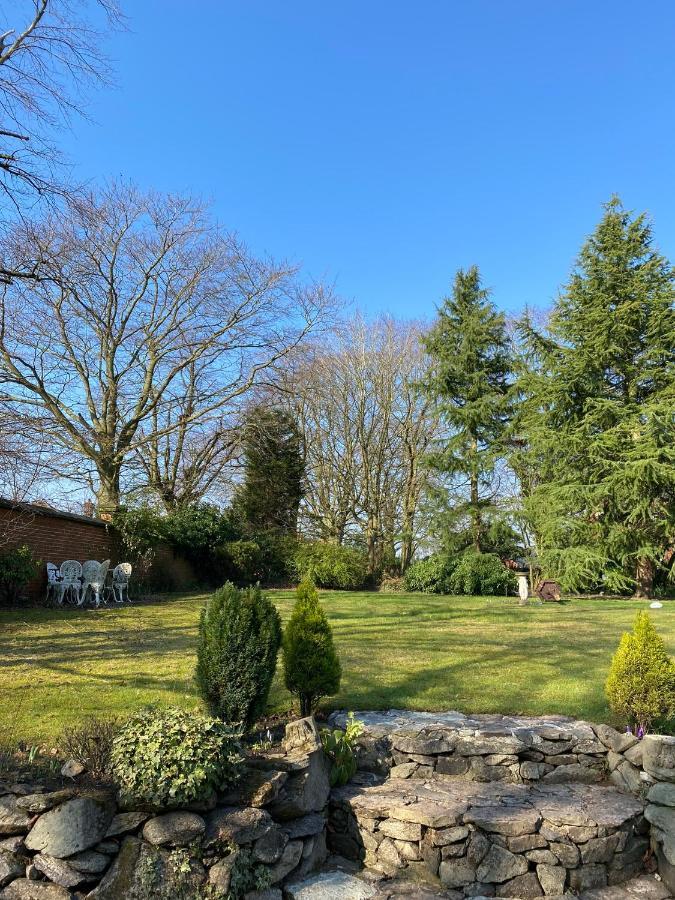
[321,712,364,787]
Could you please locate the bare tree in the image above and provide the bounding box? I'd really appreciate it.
[0,0,121,228]
[285,315,438,573]
[0,183,333,514]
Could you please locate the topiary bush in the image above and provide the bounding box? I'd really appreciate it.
[0,545,39,605]
[605,611,675,733]
[283,579,341,716]
[195,582,282,726]
[293,541,368,590]
[110,707,242,806]
[403,554,457,594]
[449,551,515,596]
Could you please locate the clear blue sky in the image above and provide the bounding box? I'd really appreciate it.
[59,0,675,318]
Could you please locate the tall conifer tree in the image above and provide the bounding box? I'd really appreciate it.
[519,198,675,597]
[420,266,513,552]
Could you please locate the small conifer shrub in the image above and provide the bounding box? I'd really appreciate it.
[605,611,675,733]
[195,582,282,726]
[283,579,341,716]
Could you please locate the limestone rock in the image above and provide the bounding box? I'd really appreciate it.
[208,853,238,893]
[282,813,325,840]
[285,870,377,899]
[0,799,32,838]
[438,857,477,888]
[284,718,322,754]
[0,851,23,889]
[476,845,528,883]
[642,736,675,783]
[253,825,288,864]
[465,806,541,836]
[378,820,422,842]
[268,750,331,820]
[593,725,638,754]
[25,796,115,858]
[536,863,566,894]
[83,836,140,899]
[142,811,205,846]
[0,880,72,899]
[267,838,302,883]
[205,806,273,847]
[61,759,86,779]
[15,793,73,816]
[66,851,109,875]
[32,853,89,889]
[496,871,543,897]
[647,782,675,807]
[103,812,148,838]
[542,764,603,784]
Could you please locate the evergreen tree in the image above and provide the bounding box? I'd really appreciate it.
[519,198,675,597]
[420,266,513,552]
[236,406,304,535]
[283,579,341,716]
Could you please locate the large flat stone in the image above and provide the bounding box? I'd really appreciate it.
[643,736,675,783]
[0,881,72,899]
[0,798,32,838]
[285,870,377,899]
[24,796,115,858]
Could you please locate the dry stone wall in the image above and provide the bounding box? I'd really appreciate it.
[327,711,675,897]
[0,719,329,900]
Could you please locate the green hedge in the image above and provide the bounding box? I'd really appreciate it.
[293,542,369,590]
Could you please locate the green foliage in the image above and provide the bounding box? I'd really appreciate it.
[234,406,304,535]
[60,716,118,780]
[420,266,514,552]
[225,847,273,899]
[216,540,265,585]
[293,541,368,590]
[0,546,39,605]
[110,707,242,806]
[403,554,457,594]
[518,198,675,597]
[321,713,364,787]
[112,506,167,559]
[283,579,341,716]
[605,611,675,732]
[449,551,516,596]
[195,583,282,726]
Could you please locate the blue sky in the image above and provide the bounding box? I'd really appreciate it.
[59,0,675,319]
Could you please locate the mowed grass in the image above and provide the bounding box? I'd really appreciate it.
[0,591,673,744]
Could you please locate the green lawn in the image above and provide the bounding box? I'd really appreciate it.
[1,591,673,744]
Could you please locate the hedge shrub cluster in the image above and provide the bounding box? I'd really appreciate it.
[404,550,515,596]
[292,541,369,590]
[110,707,242,806]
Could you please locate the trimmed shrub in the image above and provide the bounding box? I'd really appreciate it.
[0,546,39,605]
[110,707,242,806]
[195,582,282,726]
[605,611,675,733]
[283,579,341,716]
[293,541,368,590]
[403,554,456,594]
[449,551,515,596]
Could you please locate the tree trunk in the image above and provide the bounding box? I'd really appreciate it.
[96,466,121,518]
[634,557,655,599]
[470,471,481,553]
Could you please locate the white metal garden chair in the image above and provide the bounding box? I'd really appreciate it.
[58,560,82,605]
[79,560,102,606]
[111,562,132,603]
[46,563,60,604]
[89,559,110,607]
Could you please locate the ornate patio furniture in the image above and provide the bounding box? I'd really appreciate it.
[79,560,102,606]
[89,559,110,608]
[58,560,82,605]
[46,563,60,604]
[111,562,132,603]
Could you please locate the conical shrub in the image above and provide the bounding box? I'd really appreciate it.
[283,579,341,716]
[605,611,675,732]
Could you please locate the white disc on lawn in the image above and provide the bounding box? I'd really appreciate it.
[650,601,663,609]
